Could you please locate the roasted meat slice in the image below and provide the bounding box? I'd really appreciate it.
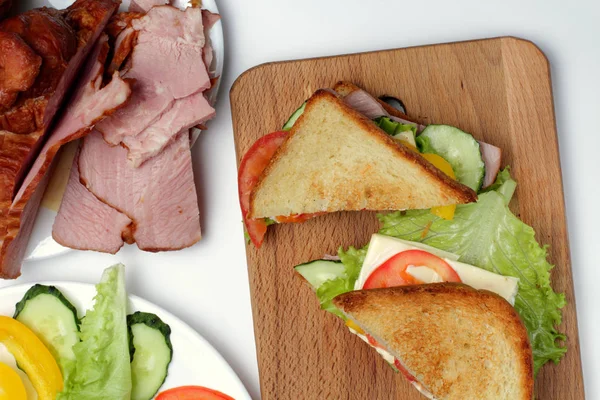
[96,6,212,163]
[105,12,144,76]
[67,0,124,44]
[0,0,120,279]
[129,0,169,13]
[78,130,201,251]
[0,8,78,99]
[0,31,41,111]
[53,148,134,254]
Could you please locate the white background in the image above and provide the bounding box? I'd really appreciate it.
[1,0,599,398]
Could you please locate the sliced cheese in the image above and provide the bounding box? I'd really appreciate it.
[356,234,519,304]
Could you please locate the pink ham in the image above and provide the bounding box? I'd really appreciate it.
[14,34,131,205]
[123,90,215,167]
[478,141,502,188]
[201,10,220,74]
[0,31,129,278]
[79,130,201,251]
[129,0,169,13]
[96,6,210,146]
[53,149,133,254]
[343,89,388,119]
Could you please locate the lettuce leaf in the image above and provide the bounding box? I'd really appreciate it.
[58,264,132,400]
[378,170,566,374]
[310,247,367,318]
[374,116,417,136]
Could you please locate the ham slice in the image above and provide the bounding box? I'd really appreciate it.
[96,6,210,146]
[53,149,133,253]
[79,130,201,251]
[343,89,389,120]
[14,34,131,205]
[201,10,220,74]
[129,0,169,13]
[0,33,131,278]
[478,141,502,188]
[123,90,215,167]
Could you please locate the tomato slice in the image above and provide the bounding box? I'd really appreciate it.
[366,334,417,383]
[156,386,235,400]
[363,250,461,289]
[274,212,325,223]
[238,131,289,248]
[394,359,417,382]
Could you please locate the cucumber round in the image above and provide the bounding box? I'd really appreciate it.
[13,284,79,373]
[282,102,306,131]
[295,260,346,289]
[416,125,485,191]
[128,312,173,400]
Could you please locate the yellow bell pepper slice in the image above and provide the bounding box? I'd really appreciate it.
[345,319,365,335]
[421,153,457,220]
[0,361,27,400]
[0,316,63,400]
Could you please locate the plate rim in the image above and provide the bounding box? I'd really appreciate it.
[0,280,251,400]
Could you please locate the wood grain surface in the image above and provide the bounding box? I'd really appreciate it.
[230,37,584,400]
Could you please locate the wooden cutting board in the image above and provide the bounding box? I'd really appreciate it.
[230,37,584,399]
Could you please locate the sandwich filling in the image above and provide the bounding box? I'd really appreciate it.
[295,167,566,377]
[238,82,492,248]
[347,324,436,399]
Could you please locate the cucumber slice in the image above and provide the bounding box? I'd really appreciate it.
[13,284,79,375]
[282,102,306,131]
[417,125,485,191]
[295,260,346,289]
[128,312,173,400]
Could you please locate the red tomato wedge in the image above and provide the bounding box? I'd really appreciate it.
[367,334,417,382]
[363,250,461,289]
[238,131,289,248]
[156,386,235,400]
[274,212,325,223]
[394,359,417,382]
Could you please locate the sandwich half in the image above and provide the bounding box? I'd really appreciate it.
[245,89,476,224]
[333,283,534,400]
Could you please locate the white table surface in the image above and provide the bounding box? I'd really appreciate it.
[1,0,599,398]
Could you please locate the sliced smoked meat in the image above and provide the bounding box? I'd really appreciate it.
[53,148,133,254]
[79,130,201,252]
[96,6,210,146]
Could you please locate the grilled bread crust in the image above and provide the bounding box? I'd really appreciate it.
[333,283,534,400]
[248,89,476,219]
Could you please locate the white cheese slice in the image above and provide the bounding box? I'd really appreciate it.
[356,234,519,304]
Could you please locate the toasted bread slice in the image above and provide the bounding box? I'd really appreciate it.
[248,90,476,219]
[333,283,534,400]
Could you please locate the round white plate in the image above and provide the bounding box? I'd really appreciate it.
[23,0,224,261]
[0,281,251,400]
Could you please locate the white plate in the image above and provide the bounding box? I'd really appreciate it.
[0,281,251,400]
[23,0,225,261]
